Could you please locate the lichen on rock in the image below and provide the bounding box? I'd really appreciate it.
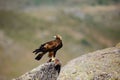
[13,62,60,80]
[58,45,120,80]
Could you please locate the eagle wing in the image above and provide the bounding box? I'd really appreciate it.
[33,40,58,54]
[43,40,59,50]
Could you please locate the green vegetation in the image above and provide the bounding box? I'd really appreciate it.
[96,0,120,5]
[33,0,65,5]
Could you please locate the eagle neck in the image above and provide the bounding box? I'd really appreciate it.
[56,38,61,41]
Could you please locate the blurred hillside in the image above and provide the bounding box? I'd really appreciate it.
[0,0,120,80]
[0,0,120,9]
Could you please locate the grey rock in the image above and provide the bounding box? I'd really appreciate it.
[13,62,60,80]
[58,45,120,80]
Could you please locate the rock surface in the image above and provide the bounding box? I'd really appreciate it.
[13,43,120,80]
[13,62,60,80]
[58,45,120,80]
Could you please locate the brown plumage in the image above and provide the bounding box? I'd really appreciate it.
[33,35,63,61]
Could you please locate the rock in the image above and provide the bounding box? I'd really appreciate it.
[12,43,120,80]
[58,45,120,80]
[13,59,61,80]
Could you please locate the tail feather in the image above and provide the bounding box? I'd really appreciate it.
[35,53,44,60]
[33,49,41,54]
[33,44,45,54]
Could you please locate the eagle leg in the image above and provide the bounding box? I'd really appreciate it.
[51,51,57,61]
[48,51,56,62]
[47,56,55,62]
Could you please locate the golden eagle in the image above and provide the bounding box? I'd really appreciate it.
[33,35,63,61]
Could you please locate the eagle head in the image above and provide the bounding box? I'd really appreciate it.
[54,34,62,40]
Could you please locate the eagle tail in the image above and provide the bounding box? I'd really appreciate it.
[33,49,41,54]
[33,44,45,54]
[35,53,44,60]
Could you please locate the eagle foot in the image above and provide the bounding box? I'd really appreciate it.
[47,59,52,63]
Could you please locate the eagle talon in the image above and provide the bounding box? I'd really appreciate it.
[47,59,52,63]
[51,57,56,62]
[47,57,56,62]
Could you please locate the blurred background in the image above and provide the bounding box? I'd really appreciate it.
[0,0,120,80]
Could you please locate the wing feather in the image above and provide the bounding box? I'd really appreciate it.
[43,40,58,50]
